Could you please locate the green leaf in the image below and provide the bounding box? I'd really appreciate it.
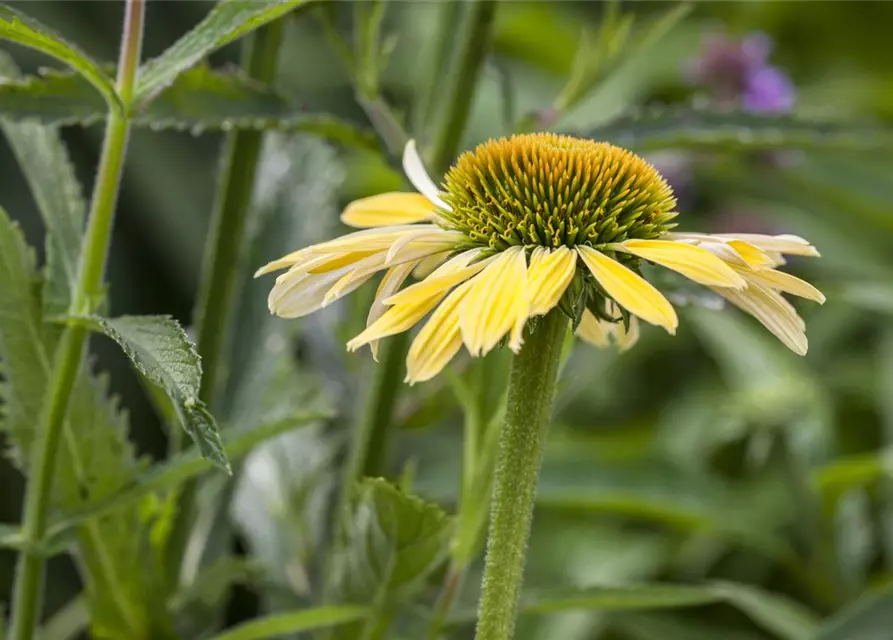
[813,585,893,640]
[0,4,119,110]
[710,581,819,640]
[0,51,85,319]
[521,583,718,615]
[330,479,452,637]
[207,606,371,640]
[580,108,893,152]
[38,595,88,640]
[135,0,314,105]
[0,209,173,638]
[0,408,330,553]
[90,315,231,471]
[614,613,763,640]
[0,66,377,148]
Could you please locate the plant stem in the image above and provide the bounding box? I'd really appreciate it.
[430,0,497,173]
[194,20,284,406]
[167,20,284,587]
[8,2,145,638]
[474,312,568,640]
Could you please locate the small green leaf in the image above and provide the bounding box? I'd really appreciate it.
[812,585,893,640]
[135,0,314,105]
[330,479,451,638]
[0,51,86,319]
[580,108,893,152]
[710,581,819,640]
[0,4,119,110]
[91,315,231,471]
[521,583,718,615]
[0,66,377,148]
[207,606,370,640]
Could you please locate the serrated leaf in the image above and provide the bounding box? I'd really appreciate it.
[0,51,85,318]
[579,108,893,152]
[0,408,331,553]
[91,315,231,471]
[330,479,451,638]
[135,0,314,105]
[0,66,377,148]
[812,584,893,640]
[0,4,119,110]
[0,209,172,638]
[207,606,371,640]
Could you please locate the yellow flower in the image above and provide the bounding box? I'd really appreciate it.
[256,134,823,383]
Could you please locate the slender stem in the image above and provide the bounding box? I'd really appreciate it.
[8,3,145,638]
[474,312,568,640]
[430,0,497,174]
[167,21,284,587]
[194,21,284,406]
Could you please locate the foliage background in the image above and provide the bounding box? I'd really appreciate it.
[2,1,893,639]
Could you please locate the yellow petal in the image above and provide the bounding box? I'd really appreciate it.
[405,280,473,383]
[737,268,825,304]
[385,249,492,307]
[341,192,437,228]
[614,316,640,351]
[307,250,381,274]
[576,246,678,333]
[722,233,820,257]
[527,247,578,317]
[615,239,746,289]
[713,284,808,355]
[310,225,461,255]
[366,260,419,361]
[254,248,311,277]
[726,240,777,270]
[459,247,529,356]
[403,140,451,211]
[346,293,444,351]
[413,252,451,278]
[575,309,610,348]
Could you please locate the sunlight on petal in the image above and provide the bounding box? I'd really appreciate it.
[737,268,825,304]
[527,247,577,316]
[460,246,529,356]
[576,246,678,333]
[615,239,746,289]
[712,284,808,355]
[403,140,451,211]
[341,192,438,228]
[405,280,474,383]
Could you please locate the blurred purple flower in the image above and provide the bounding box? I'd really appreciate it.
[686,30,795,113]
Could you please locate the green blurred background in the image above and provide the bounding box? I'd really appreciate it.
[2,2,893,638]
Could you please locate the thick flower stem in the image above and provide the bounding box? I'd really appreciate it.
[8,2,145,638]
[474,311,568,640]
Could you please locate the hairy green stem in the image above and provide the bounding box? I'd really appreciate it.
[474,312,568,640]
[431,0,497,173]
[8,2,145,638]
[168,21,284,587]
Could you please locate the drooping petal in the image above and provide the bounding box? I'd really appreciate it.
[413,252,451,279]
[346,293,445,351]
[384,249,492,307]
[460,246,529,356]
[403,140,451,211]
[720,233,820,257]
[613,239,746,289]
[575,309,610,348]
[576,246,678,333]
[309,225,461,255]
[254,247,312,277]
[712,284,808,355]
[527,247,578,317]
[725,240,777,270]
[341,192,439,228]
[405,280,474,383]
[614,315,640,351]
[737,268,825,304]
[366,260,419,360]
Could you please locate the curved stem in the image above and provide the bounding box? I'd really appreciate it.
[430,0,497,174]
[8,2,145,638]
[474,312,568,640]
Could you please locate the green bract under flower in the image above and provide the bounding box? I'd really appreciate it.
[441,133,678,250]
